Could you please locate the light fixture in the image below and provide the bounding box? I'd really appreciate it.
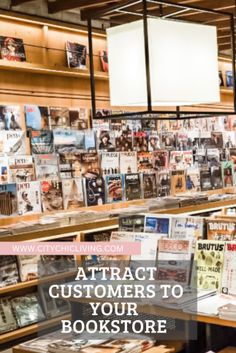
[107,18,220,107]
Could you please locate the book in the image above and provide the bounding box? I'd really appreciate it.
[119,151,137,174]
[144,215,170,236]
[186,168,201,192]
[100,152,119,175]
[133,131,148,152]
[0,256,19,287]
[62,178,84,209]
[53,129,84,154]
[171,216,204,244]
[34,154,59,180]
[207,220,236,241]
[17,255,40,281]
[80,152,100,177]
[221,242,236,296]
[105,174,124,203]
[39,284,70,319]
[83,174,105,206]
[99,49,108,72]
[0,156,8,183]
[191,240,225,290]
[17,181,41,215]
[66,41,87,69]
[152,150,168,171]
[49,107,70,129]
[0,183,18,216]
[8,155,35,183]
[11,293,45,327]
[222,161,234,187]
[124,173,141,201]
[0,36,26,61]
[157,170,171,197]
[0,131,26,154]
[97,130,116,151]
[200,167,212,191]
[157,238,191,285]
[58,152,81,179]
[119,214,145,232]
[142,173,157,199]
[25,105,49,130]
[0,298,18,334]
[69,108,88,130]
[171,170,186,195]
[41,181,63,212]
[226,70,233,88]
[30,130,54,154]
[0,105,22,130]
[137,151,153,172]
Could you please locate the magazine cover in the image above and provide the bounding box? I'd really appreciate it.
[194,148,206,167]
[161,132,175,149]
[207,148,220,167]
[200,167,212,191]
[83,174,105,206]
[131,232,162,265]
[25,105,49,131]
[171,216,204,242]
[115,130,132,151]
[157,169,171,197]
[221,242,236,296]
[169,151,183,170]
[11,294,45,327]
[41,180,63,212]
[58,152,81,179]
[207,220,236,241]
[84,129,96,152]
[148,133,161,151]
[191,240,225,290]
[222,161,234,187]
[183,151,193,168]
[144,215,170,236]
[100,152,119,175]
[69,108,88,130]
[49,107,70,129]
[17,255,40,281]
[186,168,201,192]
[124,173,141,201]
[0,256,19,287]
[0,298,18,334]
[99,49,108,72]
[39,284,70,318]
[0,105,21,130]
[17,181,42,215]
[66,41,87,69]
[105,174,124,203]
[137,151,153,172]
[53,129,84,154]
[0,183,18,217]
[0,156,8,183]
[0,131,26,155]
[210,132,223,148]
[80,152,100,177]
[223,131,236,148]
[176,132,191,151]
[171,170,186,195]
[152,150,168,171]
[34,154,59,180]
[119,214,145,232]
[0,36,26,61]
[62,178,84,210]
[97,130,115,151]
[210,165,223,189]
[30,130,54,154]
[119,151,137,174]
[157,238,191,285]
[8,156,35,183]
[133,131,148,152]
[142,173,157,199]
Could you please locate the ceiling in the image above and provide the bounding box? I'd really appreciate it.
[1,0,236,54]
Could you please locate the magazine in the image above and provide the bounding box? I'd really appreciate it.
[0,36,26,61]
[210,165,223,189]
[80,153,100,177]
[115,130,132,151]
[62,178,84,210]
[99,49,108,72]
[137,151,153,172]
[17,255,40,281]
[124,173,141,201]
[0,105,21,130]
[119,151,137,174]
[148,133,161,151]
[157,170,171,197]
[97,130,116,151]
[226,70,233,88]
[221,242,236,296]
[66,41,87,69]
[34,154,59,180]
[105,174,124,203]
[25,105,49,130]
[171,170,186,195]
[0,183,18,216]
[0,131,26,154]
[83,174,105,206]
[0,256,19,287]
[194,149,206,167]
[133,131,148,152]
[200,167,212,191]
[222,161,234,187]
[152,150,168,171]
[58,152,81,179]
[11,294,45,327]
[119,214,145,232]
[186,168,201,192]
[69,108,88,130]
[30,130,54,154]
[142,173,157,199]
[41,181,63,212]
[39,284,70,318]
[171,216,204,246]
[207,220,236,241]
[100,152,119,175]
[84,129,96,152]
[207,148,220,167]
[169,151,183,170]
[182,151,193,168]
[144,215,170,236]
[53,129,84,154]
[17,181,41,215]
[8,155,35,183]
[161,132,175,149]
[0,298,18,334]
[49,107,70,129]
[0,156,8,183]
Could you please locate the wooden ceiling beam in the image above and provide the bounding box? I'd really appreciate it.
[11,0,35,6]
[48,0,119,14]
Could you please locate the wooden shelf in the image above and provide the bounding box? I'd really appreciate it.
[0,271,77,296]
[0,60,109,80]
[0,313,70,345]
